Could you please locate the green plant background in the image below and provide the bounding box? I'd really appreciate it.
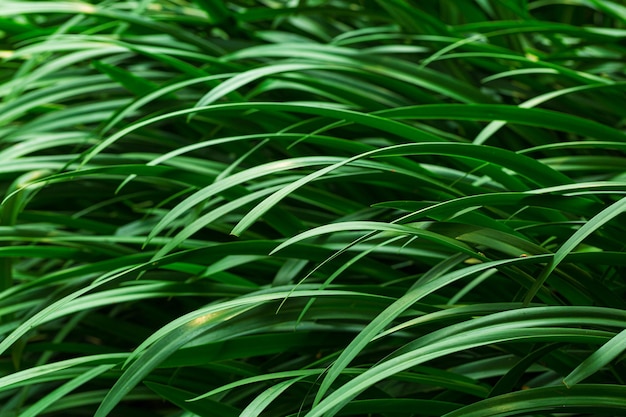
[0,1,625,416]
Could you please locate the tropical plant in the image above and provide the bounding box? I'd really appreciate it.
[0,0,625,416]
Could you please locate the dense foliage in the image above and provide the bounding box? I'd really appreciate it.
[1,1,626,416]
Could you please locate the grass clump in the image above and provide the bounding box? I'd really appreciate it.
[0,1,625,416]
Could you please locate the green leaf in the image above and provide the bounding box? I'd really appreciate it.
[442,385,626,417]
[19,364,114,417]
[524,196,626,305]
[563,327,626,388]
[92,60,159,97]
[239,376,308,417]
[144,382,239,417]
